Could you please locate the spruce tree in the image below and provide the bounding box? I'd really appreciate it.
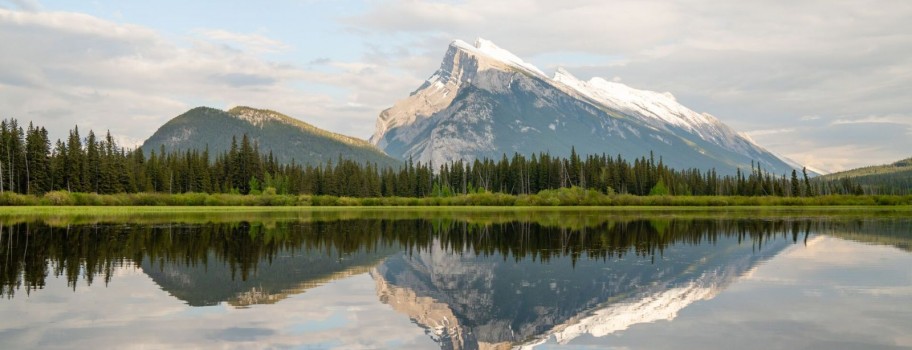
[64,127,84,192]
[790,170,800,197]
[802,167,813,197]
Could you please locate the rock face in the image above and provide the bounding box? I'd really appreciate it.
[142,106,399,168]
[371,38,800,175]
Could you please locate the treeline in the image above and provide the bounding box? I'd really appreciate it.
[0,118,866,198]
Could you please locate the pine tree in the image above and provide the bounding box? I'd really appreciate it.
[790,169,800,197]
[85,131,100,193]
[64,127,84,192]
[802,167,813,197]
[24,124,51,194]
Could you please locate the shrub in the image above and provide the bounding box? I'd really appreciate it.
[0,192,39,205]
[42,191,75,205]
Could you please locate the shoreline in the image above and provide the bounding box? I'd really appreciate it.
[1,191,911,209]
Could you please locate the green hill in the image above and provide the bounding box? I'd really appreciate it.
[819,157,912,194]
[142,106,400,168]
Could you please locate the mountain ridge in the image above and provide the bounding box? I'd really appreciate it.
[142,106,399,168]
[820,156,912,179]
[226,106,373,148]
[816,156,912,194]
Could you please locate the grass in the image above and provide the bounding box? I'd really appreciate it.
[1,188,911,209]
[2,203,910,228]
[6,205,905,229]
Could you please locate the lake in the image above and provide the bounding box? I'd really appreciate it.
[1,209,910,349]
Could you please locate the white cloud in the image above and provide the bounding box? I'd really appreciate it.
[831,114,912,127]
[0,7,419,145]
[193,29,291,54]
[744,128,795,137]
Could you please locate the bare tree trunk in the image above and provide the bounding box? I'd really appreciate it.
[8,147,13,192]
[24,150,29,194]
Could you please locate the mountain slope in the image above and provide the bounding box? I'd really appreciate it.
[142,106,399,168]
[371,38,800,175]
[819,157,912,180]
[817,156,912,194]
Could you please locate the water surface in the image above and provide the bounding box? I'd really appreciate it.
[0,210,910,349]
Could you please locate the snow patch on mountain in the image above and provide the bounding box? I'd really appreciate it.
[552,67,714,133]
[452,38,546,77]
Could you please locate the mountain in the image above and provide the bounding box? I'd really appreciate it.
[371,38,800,175]
[142,106,399,168]
[817,156,912,194]
[820,156,912,179]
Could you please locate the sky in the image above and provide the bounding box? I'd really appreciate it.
[1,0,910,173]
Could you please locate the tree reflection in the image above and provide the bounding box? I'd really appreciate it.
[0,215,909,299]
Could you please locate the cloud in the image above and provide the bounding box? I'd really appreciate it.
[193,29,291,54]
[0,0,40,12]
[832,114,912,127]
[0,7,420,145]
[744,128,795,137]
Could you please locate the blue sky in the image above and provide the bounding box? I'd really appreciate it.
[1,0,911,172]
[43,1,367,60]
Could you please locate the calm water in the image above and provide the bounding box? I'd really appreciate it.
[0,210,910,349]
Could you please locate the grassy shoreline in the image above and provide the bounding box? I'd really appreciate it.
[1,189,911,209]
[1,204,909,227]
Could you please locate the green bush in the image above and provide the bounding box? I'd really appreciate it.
[0,192,39,205]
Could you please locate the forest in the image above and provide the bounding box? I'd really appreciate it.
[0,118,886,202]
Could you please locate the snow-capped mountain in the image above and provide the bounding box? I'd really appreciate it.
[371,38,801,175]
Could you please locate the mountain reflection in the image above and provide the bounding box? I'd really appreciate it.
[372,231,790,349]
[0,214,910,349]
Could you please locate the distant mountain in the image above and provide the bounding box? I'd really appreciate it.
[142,106,399,168]
[820,157,912,179]
[371,38,802,175]
[817,156,912,194]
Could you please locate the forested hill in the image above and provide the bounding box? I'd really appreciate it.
[817,157,912,195]
[141,106,400,168]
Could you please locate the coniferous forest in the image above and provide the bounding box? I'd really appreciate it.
[0,118,890,202]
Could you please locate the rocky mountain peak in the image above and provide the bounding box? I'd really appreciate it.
[371,38,804,175]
